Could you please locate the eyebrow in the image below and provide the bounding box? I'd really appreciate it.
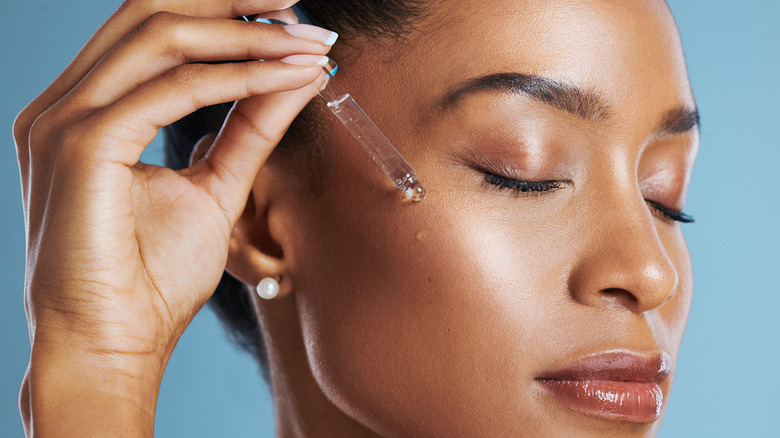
[441,72,699,134]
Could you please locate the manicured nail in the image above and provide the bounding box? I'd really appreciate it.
[280,54,330,67]
[319,75,331,91]
[283,23,338,46]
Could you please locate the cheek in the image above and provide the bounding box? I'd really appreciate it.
[645,227,692,407]
[657,228,694,354]
[289,191,565,435]
[284,150,694,435]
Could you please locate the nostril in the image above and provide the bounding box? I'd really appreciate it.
[566,243,679,313]
[599,288,639,310]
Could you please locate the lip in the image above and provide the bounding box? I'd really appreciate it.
[536,350,672,423]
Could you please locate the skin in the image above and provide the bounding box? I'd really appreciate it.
[14,0,697,437]
[241,0,698,436]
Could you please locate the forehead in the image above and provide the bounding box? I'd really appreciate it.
[337,0,694,133]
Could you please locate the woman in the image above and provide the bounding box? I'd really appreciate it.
[13,0,698,436]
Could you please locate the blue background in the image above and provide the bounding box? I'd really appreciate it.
[1,1,777,436]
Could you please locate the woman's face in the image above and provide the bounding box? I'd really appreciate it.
[268,0,698,436]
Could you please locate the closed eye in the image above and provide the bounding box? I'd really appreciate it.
[482,173,564,196]
[483,172,694,224]
[646,200,695,224]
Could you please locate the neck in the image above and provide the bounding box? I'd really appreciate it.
[256,295,380,438]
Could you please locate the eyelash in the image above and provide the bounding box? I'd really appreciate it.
[482,173,695,224]
[483,173,563,194]
[645,200,695,224]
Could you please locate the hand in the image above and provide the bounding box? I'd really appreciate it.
[13,1,333,435]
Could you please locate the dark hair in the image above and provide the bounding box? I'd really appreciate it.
[162,0,426,385]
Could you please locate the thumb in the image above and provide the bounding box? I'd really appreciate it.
[189,72,327,225]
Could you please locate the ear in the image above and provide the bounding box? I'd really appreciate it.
[191,133,293,299]
[224,170,294,300]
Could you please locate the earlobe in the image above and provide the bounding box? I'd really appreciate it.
[255,276,281,300]
[225,184,294,300]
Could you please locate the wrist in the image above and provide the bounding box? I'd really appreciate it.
[23,342,167,437]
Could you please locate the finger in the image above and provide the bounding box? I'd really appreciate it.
[190,75,327,225]
[80,60,325,167]
[254,7,299,24]
[16,0,300,132]
[67,13,335,109]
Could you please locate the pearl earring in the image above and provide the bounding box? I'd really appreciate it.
[256,277,280,300]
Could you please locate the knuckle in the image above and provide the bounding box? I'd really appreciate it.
[13,103,42,147]
[129,11,193,59]
[28,104,92,153]
[13,108,34,170]
[25,112,91,183]
[136,11,181,39]
[26,110,58,151]
[231,105,278,145]
[13,112,31,149]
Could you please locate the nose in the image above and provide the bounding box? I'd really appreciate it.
[567,192,679,314]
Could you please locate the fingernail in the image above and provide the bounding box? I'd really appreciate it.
[280,54,330,67]
[283,23,338,46]
[319,75,331,91]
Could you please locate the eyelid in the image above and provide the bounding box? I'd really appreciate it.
[646,200,695,224]
[481,169,694,224]
[463,154,565,182]
[481,171,565,195]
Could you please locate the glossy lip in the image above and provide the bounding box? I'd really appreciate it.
[536,350,672,423]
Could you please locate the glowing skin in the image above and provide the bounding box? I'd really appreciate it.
[227,0,699,436]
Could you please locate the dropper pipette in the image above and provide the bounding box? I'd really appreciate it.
[242,15,426,201]
[317,58,426,201]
